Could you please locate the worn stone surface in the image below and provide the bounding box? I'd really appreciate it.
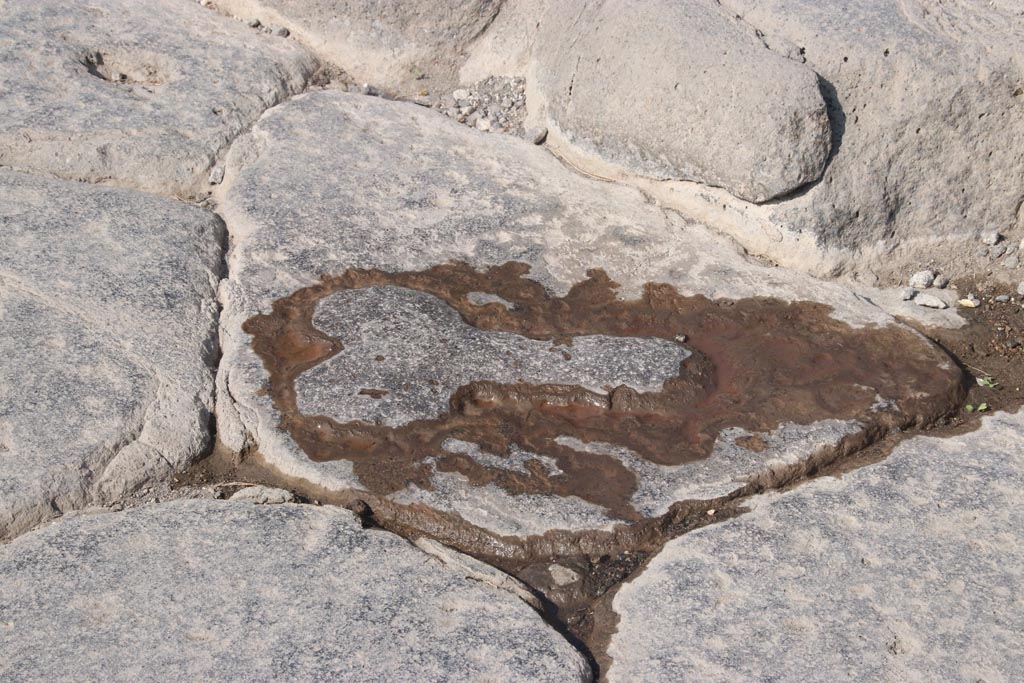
[229,484,295,504]
[0,500,590,682]
[297,285,689,427]
[214,0,499,92]
[216,91,959,539]
[709,0,1024,281]
[608,409,1024,683]
[0,0,317,197]
[0,170,222,539]
[528,0,831,203]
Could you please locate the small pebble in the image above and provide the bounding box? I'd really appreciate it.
[548,564,581,587]
[208,165,225,185]
[452,88,471,101]
[1011,340,1022,349]
[996,294,1011,303]
[1006,255,1021,269]
[958,294,981,308]
[981,231,1002,246]
[274,27,290,37]
[1017,282,1024,296]
[933,274,949,289]
[991,243,1008,259]
[475,118,492,132]
[909,270,935,289]
[976,246,990,257]
[247,18,261,28]
[899,287,917,301]
[915,294,948,309]
[526,126,548,145]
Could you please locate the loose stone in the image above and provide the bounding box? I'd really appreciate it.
[549,564,581,587]
[995,294,1011,303]
[899,287,917,301]
[527,127,549,145]
[909,270,935,289]
[981,231,1002,246]
[229,485,295,504]
[990,243,1008,259]
[915,293,948,309]
[274,27,290,37]
[933,274,949,289]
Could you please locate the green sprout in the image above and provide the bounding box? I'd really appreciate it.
[978,376,999,389]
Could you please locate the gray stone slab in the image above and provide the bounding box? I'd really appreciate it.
[298,285,689,427]
[0,170,223,539]
[216,91,956,538]
[0,500,590,683]
[712,0,1024,281]
[528,0,831,203]
[214,0,499,92]
[608,410,1024,683]
[0,0,318,197]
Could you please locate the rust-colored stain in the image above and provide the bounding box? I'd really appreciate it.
[244,261,963,520]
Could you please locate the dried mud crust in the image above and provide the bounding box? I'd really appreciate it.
[243,261,962,519]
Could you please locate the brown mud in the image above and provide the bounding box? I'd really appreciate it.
[242,261,962,521]
[182,262,985,680]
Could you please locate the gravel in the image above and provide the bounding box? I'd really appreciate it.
[432,76,528,135]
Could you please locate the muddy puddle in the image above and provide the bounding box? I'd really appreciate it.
[243,261,962,519]
[186,261,974,678]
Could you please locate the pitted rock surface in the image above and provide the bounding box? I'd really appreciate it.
[297,285,690,426]
[608,409,1024,682]
[0,170,222,539]
[0,500,590,683]
[0,0,317,196]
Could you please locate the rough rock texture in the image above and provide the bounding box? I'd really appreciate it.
[229,485,295,504]
[297,285,689,426]
[0,170,222,539]
[213,0,500,92]
[0,0,317,197]
[608,409,1024,683]
[0,500,590,682]
[529,0,832,203]
[216,90,957,539]
[710,0,1024,281]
